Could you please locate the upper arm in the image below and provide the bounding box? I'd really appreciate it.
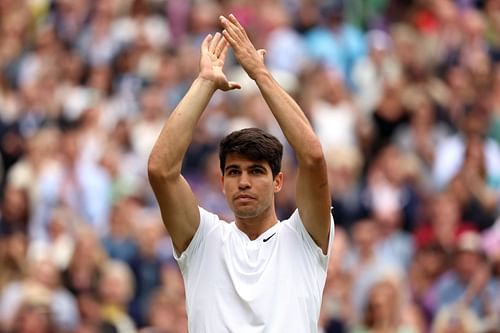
[295,143,332,254]
[149,173,200,255]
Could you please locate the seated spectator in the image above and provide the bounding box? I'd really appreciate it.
[392,90,452,191]
[425,231,499,320]
[128,210,164,326]
[304,1,366,84]
[101,198,139,264]
[345,219,404,323]
[408,244,449,327]
[414,191,477,253]
[363,143,421,233]
[0,257,80,332]
[0,184,30,236]
[352,29,402,116]
[30,127,112,240]
[326,146,366,231]
[98,260,136,333]
[432,101,500,190]
[321,227,353,331]
[351,279,420,333]
[361,145,417,266]
[63,226,107,297]
[142,290,187,333]
[75,291,118,333]
[0,231,27,292]
[27,205,76,271]
[447,135,499,231]
[10,302,57,333]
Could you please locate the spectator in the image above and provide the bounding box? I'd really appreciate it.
[0,184,30,236]
[304,0,366,85]
[98,260,136,333]
[128,210,164,326]
[259,2,308,77]
[0,231,27,291]
[433,100,500,190]
[10,302,58,333]
[352,28,402,116]
[142,290,187,333]
[447,135,499,230]
[0,257,80,332]
[326,146,366,231]
[63,226,106,297]
[321,227,352,331]
[30,127,112,240]
[101,198,139,263]
[352,279,420,333]
[414,191,477,253]
[0,0,499,331]
[392,91,452,192]
[409,243,449,328]
[426,231,499,320]
[27,204,76,271]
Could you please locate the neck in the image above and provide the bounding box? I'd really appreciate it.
[235,207,278,240]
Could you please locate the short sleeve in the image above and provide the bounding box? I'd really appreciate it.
[286,209,335,269]
[173,207,219,272]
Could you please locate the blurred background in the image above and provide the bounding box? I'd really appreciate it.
[0,0,499,332]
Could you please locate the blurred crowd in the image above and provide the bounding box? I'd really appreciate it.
[0,0,499,332]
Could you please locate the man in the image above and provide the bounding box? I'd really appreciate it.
[148,14,334,332]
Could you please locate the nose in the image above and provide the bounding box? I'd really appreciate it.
[238,172,251,190]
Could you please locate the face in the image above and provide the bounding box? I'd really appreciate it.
[222,153,282,220]
[367,282,398,322]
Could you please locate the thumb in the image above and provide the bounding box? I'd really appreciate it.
[257,49,266,59]
[220,81,241,91]
[228,81,241,90]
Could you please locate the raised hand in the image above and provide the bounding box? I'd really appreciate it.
[220,14,267,80]
[199,32,241,91]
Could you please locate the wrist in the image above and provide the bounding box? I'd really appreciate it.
[249,67,271,82]
[194,76,218,92]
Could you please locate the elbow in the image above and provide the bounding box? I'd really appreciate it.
[300,141,326,168]
[147,153,177,183]
[147,155,166,182]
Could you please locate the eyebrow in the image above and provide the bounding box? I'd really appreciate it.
[248,165,267,172]
[224,165,241,172]
[224,164,268,172]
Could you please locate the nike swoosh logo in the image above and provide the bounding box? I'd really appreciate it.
[263,232,276,242]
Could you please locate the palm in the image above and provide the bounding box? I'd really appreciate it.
[199,33,239,91]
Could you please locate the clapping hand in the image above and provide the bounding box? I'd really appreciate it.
[220,14,267,80]
[199,32,241,91]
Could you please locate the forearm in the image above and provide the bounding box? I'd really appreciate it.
[148,77,216,179]
[257,71,331,252]
[254,71,323,163]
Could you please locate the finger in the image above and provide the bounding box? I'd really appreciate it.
[222,29,237,47]
[228,13,246,35]
[208,32,222,53]
[218,40,229,62]
[220,16,240,41]
[201,34,213,53]
[215,36,227,58]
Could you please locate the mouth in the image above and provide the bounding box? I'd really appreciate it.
[234,193,256,202]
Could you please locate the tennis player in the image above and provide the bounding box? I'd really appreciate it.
[148,14,334,332]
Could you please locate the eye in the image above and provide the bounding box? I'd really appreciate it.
[250,168,265,175]
[227,169,240,176]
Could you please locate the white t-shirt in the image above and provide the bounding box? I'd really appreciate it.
[175,207,335,333]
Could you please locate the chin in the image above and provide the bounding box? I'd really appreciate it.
[234,208,260,219]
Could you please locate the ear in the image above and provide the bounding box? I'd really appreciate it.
[273,172,283,193]
[221,175,225,194]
